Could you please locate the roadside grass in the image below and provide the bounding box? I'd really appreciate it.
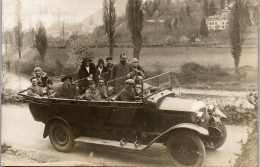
[1,143,13,154]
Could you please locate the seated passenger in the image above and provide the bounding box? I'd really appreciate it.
[45,79,57,98]
[135,76,157,97]
[79,81,102,101]
[55,76,78,99]
[117,79,141,101]
[96,77,107,99]
[27,77,44,97]
[33,67,48,87]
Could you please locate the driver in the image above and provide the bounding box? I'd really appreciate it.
[117,79,141,101]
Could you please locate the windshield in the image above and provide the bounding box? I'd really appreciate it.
[142,71,172,98]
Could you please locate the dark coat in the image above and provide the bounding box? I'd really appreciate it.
[77,63,96,94]
[96,66,107,78]
[110,63,133,80]
[55,84,78,99]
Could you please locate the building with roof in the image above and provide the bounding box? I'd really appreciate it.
[206,0,230,30]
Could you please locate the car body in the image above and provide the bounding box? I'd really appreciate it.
[19,72,227,166]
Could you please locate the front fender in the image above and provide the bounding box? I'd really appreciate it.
[142,123,208,150]
[43,116,72,138]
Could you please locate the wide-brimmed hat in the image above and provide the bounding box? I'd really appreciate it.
[82,56,92,63]
[30,76,39,82]
[61,75,73,82]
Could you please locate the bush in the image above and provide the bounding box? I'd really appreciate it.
[177,63,229,84]
[1,88,19,104]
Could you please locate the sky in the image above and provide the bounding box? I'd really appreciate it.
[2,0,103,30]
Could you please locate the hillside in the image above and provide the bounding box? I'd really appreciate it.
[81,0,127,27]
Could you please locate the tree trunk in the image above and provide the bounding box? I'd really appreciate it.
[109,39,113,57]
[234,58,240,75]
[18,50,21,59]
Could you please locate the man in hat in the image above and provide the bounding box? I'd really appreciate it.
[117,79,141,101]
[55,76,78,99]
[33,67,48,87]
[27,77,44,97]
[77,56,96,94]
[79,80,101,101]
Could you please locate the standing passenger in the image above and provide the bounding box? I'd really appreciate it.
[110,54,134,93]
[96,58,107,78]
[77,57,96,94]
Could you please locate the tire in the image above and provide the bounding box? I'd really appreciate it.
[208,122,227,150]
[48,121,75,152]
[166,132,205,167]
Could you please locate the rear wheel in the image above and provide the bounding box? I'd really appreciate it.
[48,121,75,152]
[166,133,205,166]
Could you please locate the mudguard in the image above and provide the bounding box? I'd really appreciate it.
[142,123,209,150]
[43,116,72,138]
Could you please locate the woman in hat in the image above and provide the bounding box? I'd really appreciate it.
[77,56,96,94]
[33,67,48,87]
[96,58,107,78]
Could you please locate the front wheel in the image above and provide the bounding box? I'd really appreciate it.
[166,133,205,166]
[208,122,227,150]
[48,121,75,152]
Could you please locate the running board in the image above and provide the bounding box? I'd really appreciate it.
[75,137,146,151]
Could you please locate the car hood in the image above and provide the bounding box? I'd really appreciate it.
[158,97,206,112]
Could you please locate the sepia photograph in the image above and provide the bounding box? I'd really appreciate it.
[1,0,258,166]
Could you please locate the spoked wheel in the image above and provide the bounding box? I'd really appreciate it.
[166,133,205,166]
[48,121,75,152]
[208,122,227,150]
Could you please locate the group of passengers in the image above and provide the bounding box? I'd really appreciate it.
[27,53,148,101]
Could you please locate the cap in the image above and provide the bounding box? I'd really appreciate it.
[125,79,135,84]
[132,58,139,63]
[106,57,113,61]
[136,76,144,81]
[30,76,39,82]
[89,80,96,85]
[61,76,73,82]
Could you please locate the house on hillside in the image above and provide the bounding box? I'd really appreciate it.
[206,0,230,30]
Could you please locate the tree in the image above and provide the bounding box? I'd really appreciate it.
[228,0,249,74]
[35,21,48,61]
[220,0,225,9]
[103,0,116,57]
[252,6,258,25]
[126,0,143,59]
[14,0,23,59]
[200,18,209,36]
[203,0,209,17]
[243,2,252,26]
[164,18,172,31]
[186,5,191,16]
[209,1,216,16]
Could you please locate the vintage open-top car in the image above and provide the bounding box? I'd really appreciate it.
[18,72,227,166]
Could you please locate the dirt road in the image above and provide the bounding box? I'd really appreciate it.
[1,104,250,166]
